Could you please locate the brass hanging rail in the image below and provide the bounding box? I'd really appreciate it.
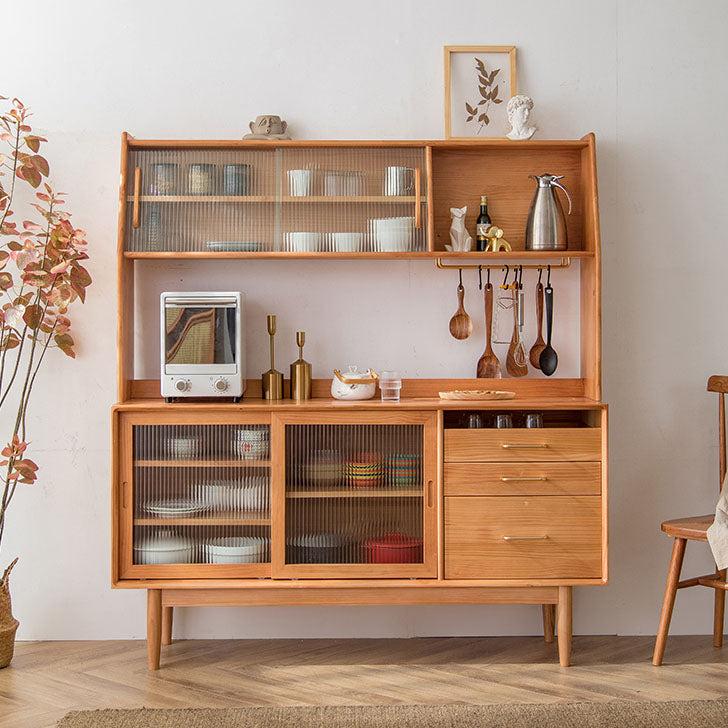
[434,256,571,271]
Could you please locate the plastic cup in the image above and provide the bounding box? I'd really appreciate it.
[380,370,402,402]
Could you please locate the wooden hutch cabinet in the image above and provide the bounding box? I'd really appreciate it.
[112,134,606,670]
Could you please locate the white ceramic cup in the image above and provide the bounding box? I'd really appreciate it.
[286,232,322,252]
[333,232,363,252]
[287,169,312,196]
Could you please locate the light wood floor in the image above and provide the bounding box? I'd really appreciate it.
[1,636,728,728]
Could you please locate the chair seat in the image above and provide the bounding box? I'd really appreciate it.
[662,514,713,541]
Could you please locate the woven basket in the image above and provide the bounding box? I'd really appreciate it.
[0,558,19,668]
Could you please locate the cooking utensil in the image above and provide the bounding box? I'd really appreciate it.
[539,281,558,375]
[525,173,572,251]
[449,276,472,340]
[506,288,528,377]
[438,390,515,401]
[529,281,546,368]
[476,282,501,378]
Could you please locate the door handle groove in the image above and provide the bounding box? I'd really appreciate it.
[503,535,548,541]
[501,443,549,449]
[500,477,547,482]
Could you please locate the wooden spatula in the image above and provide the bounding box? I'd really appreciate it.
[476,283,501,378]
[529,282,546,369]
[506,288,528,377]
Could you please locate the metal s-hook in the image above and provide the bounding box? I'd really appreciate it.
[458,268,463,289]
[501,265,510,289]
[546,264,551,288]
[478,265,483,290]
[538,267,543,286]
[487,268,491,286]
[511,267,518,290]
[518,264,523,290]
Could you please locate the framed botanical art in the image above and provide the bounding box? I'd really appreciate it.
[444,46,517,139]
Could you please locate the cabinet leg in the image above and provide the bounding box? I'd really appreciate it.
[653,537,687,666]
[147,589,162,670]
[714,568,726,648]
[557,586,572,666]
[542,604,555,643]
[162,606,173,646]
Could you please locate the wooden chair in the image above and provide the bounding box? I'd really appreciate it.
[653,375,728,665]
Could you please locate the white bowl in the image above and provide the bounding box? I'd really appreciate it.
[205,536,265,564]
[333,232,363,252]
[134,533,193,565]
[286,232,322,252]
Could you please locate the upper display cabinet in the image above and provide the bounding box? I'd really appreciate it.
[118,136,600,260]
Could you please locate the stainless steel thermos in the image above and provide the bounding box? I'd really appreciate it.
[525,174,572,251]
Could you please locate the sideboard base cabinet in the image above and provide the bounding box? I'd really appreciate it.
[113,401,607,670]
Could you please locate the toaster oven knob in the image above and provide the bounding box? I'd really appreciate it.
[213,377,229,392]
[174,379,190,393]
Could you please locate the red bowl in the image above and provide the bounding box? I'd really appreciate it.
[362,533,423,563]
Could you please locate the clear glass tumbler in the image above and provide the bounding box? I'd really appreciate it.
[379,370,402,402]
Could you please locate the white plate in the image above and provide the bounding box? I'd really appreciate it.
[145,500,207,516]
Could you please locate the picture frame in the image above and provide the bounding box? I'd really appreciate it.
[444,46,517,139]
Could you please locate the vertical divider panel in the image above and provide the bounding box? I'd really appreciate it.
[270,414,287,575]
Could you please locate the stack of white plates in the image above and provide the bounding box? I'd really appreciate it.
[201,477,269,512]
[144,499,207,518]
[368,216,415,252]
[203,536,269,564]
[134,531,194,565]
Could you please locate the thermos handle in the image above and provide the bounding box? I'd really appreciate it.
[550,180,572,215]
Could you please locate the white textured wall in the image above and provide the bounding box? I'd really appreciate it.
[2,0,727,639]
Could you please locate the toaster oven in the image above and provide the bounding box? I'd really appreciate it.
[160,291,246,401]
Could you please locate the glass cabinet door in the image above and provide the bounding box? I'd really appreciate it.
[271,412,438,578]
[124,145,428,255]
[117,413,271,578]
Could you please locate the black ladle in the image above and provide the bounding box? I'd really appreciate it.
[539,283,558,376]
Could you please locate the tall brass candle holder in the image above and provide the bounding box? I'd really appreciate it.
[262,314,283,400]
[290,331,312,401]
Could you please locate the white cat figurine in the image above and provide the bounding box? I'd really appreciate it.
[448,206,473,252]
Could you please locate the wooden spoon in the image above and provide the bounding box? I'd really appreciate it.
[449,283,472,340]
[476,283,501,378]
[506,288,528,377]
[529,282,546,369]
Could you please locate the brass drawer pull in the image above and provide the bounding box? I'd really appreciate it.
[503,535,548,541]
[501,443,549,449]
[500,477,547,482]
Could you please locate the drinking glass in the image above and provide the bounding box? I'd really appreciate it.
[525,413,543,428]
[494,414,513,429]
[379,370,402,402]
[467,413,484,429]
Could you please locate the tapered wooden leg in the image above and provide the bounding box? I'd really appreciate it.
[557,586,572,666]
[162,606,173,646]
[714,568,726,648]
[542,604,555,643]
[653,537,687,666]
[147,589,162,671]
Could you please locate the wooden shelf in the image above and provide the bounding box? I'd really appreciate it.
[123,250,593,260]
[126,195,425,204]
[134,459,269,468]
[286,488,423,498]
[134,511,270,526]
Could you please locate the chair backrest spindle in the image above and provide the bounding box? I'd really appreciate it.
[720,391,726,488]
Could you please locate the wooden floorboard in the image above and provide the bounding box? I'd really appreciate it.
[1,636,728,728]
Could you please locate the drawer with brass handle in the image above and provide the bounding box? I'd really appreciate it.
[444,462,601,496]
[444,495,602,579]
[444,428,601,463]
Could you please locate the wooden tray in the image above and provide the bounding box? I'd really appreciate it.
[438,390,516,401]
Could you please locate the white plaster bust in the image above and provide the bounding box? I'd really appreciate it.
[506,95,536,141]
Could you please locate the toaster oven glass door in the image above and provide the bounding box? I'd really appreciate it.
[164,303,237,374]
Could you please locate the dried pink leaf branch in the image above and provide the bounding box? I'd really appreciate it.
[0,97,91,551]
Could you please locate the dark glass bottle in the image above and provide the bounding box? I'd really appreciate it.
[476,195,492,251]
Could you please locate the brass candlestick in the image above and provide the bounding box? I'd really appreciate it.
[262,314,283,400]
[290,331,312,401]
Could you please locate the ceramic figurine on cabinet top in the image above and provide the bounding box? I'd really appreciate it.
[244,115,292,140]
[446,206,473,251]
[506,95,536,141]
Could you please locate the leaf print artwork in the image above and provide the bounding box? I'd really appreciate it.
[465,57,504,134]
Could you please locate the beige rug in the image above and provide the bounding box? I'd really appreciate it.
[57,700,728,727]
